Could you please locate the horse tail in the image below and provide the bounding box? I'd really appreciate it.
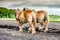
[44,11,49,25]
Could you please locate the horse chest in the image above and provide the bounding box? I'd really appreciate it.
[19,18,27,23]
[40,15,44,20]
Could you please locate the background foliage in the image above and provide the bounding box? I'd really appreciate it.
[0,7,15,18]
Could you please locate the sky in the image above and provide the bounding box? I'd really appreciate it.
[0,0,60,15]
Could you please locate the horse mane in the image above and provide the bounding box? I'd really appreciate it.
[37,10,45,13]
[23,7,32,11]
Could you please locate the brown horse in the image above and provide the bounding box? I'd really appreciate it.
[23,8,49,32]
[15,8,36,34]
[36,10,49,32]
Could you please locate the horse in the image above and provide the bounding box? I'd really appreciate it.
[15,8,36,34]
[36,10,49,32]
[23,8,49,32]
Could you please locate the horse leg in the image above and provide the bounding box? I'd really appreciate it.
[28,18,36,34]
[29,22,36,34]
[33,18,36,34]
[28,21,32,33]
[39,20,44,30]
[31,23,36,34]
[39,22,43,30]
[44,12,49,32]
[44,21,49,32]
[32,12,36,34]
[28,24,32,33]
[19,23,23,32]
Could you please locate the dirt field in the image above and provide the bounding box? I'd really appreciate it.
[0,20,60,40]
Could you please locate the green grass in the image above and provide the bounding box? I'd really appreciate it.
[49,15,60,22]
[0,18,15,20]
[0,18,60,22]
[50,18,60,22]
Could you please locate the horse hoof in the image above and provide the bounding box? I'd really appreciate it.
[39,27,43,30]
[19,30,23,32]
[44,30,48,33]
[28,27,32,33]
[32,31,36,34]
[28,30,31,33]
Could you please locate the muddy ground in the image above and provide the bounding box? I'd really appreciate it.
[0,20,60,40]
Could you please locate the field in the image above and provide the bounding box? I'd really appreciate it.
[0,20,60,40]
[0,7,60,40]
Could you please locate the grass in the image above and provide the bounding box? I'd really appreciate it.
[0,18,16,20]
[0,18,60,22]
[50,18,60,22]
[0,17,60,22]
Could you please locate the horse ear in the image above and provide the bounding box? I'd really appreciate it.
[23,7,26,11]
